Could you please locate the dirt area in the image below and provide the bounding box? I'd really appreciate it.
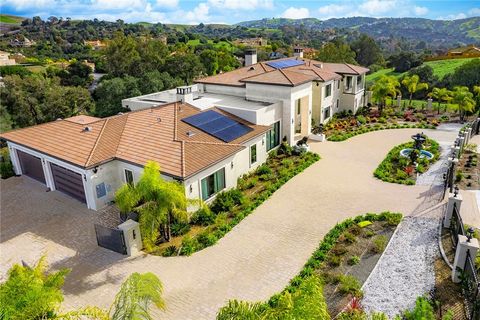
[457,149,480,190]
[434,258,466,320]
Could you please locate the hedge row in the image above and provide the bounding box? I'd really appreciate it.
[327,123,436,142]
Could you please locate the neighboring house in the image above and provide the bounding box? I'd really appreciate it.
[447,45,480,58]
[84,40,107,50]
[1,105,271,211]
[9,37,35,47]
[234,37,267,47]
[0,51,16,66]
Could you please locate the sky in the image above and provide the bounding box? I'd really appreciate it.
[2,0,480,25]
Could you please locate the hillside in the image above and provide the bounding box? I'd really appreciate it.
[365,57,477,84]
[237,17,480,46]
[0,14,24,24]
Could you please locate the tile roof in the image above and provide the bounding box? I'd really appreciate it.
[1,103,270,179]
[64,115,100,124]
[195,57,368,87]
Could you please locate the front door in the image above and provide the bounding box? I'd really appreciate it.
[295,99,301,134]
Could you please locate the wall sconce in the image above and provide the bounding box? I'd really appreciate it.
[189,184,193,193]
[93,166,98,174]
[262,138,265,145]
[231,161,234,169]
[291,118,294,124]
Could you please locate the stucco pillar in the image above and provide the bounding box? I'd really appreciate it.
[444,193,463,228]
[397,95,402,107]
[452,235,479,283]
[427,98,433,110]
[118,219,143,256]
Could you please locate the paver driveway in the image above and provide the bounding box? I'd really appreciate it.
[0,126,461,319]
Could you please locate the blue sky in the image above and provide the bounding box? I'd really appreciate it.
[2,0,479,24]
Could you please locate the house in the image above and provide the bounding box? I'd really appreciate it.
[1,104,271,211]
[2,50,368,211]
[0,51,16,66]
[9,37,35,47]
[84,40,107,50]
[234,37,267,47]
[447,45,480,58]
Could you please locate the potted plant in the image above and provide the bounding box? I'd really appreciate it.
[310,124,325,141]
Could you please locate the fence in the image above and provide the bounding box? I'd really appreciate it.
[450,202,465,249]
[463,250,480,320]
[94,224,127,255]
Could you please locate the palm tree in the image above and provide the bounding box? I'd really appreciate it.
[115,161,191,250]
[452,86,476,122]
[371,75,400,116]
[401,75,429,107]
[430,87,452,114]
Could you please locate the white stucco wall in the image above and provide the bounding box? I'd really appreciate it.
[200,83,246,97]
[218,102,282,126]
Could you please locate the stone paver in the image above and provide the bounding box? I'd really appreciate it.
[0,126,461,319]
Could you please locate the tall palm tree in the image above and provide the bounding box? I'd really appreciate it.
[371,75,400,116]
[115,161,191,250]
[401,75,429,107]
[430,87,452,114]
[452,86,476,122]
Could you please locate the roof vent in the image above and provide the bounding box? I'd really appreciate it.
[186,131,195,137]
[56,118,62,121]
[82,126,92,132]
[118,112,124,115]
[249,66,255,71]
[157,117,162,123]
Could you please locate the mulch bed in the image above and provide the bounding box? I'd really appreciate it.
[457,150,479,190]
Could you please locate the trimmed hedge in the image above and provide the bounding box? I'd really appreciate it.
[327,123,436,142]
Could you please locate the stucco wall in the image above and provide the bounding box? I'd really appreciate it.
[201,83,246,97]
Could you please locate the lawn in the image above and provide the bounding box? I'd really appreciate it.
[0,14,24,24]
[187,39,237,52]
[366,57,477,85]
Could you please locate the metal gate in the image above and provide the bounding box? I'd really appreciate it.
[94,224,127,255]
[443,160,455,199]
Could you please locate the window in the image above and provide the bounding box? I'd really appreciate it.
[295,99,301,115]
[323,106,331,120]
[336,99,339,109]
[201,168,225,200]
[125,169,134,185]
[337,80,340,89]
[325,84,332,97]
[266,121,280,151]
[345,76,352,91]
[250,144,257,165]
[357,76,362,86]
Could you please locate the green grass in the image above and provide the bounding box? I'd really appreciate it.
[366,57,477,85]
[0,14,24,24]
[187,39,236,52]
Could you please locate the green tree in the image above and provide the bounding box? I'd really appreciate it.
[115,161,192,250]
[315,41,357,64]
[351,34,384,67]
[430,87,452,114]
[450,59,480,90]
[473,85,480,114]
[138,71,183,95]
[401,75,429,107]
[452,86,476,122]
[388,52,423,72]
[217,51,240,72]
[94,76,141,117]
[371,75,400,115]
[0,256,70,319]
[105,33,141,77]
[199,49,219,76]
[163,53,205,85]
[60,61,93,87]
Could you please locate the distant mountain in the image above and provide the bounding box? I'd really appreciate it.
[237,17,480,45]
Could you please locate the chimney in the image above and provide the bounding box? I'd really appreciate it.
[245,48,257,67]
[294,47,304,58]
[176,85,194,104]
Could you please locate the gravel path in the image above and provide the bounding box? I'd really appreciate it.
[416,142,450,187]
[362,203,443,317]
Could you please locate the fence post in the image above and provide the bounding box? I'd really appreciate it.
[118,219,143,256]
[444,193,463,228]
[452,236,479,283]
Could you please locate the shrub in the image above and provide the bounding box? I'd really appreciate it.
[342,232,357,244]
[196,231,218,248]
[211,189,244,214]
[328,255,342,267]
[162,245,178,257]
[356,115,366,124]
[455,171,463,182]
[348,255,360,266]
[339,275,362,296]
[385,212,402,226]
[190,207,216,226]
[281,158,294,168]
[373,235,388,253]
[256,164,272,175]
[0,147,15,179]
[170,222,190,236]
[331,245,348,256]
[180,236,198,256]
[364,230,375,238]
[358,221,372,228]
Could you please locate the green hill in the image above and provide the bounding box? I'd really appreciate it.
[0,14,24,24]
[366,58,478,85]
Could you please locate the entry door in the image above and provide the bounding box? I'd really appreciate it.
[50,163,87,203]
[17,150,46,184]
[295,99,301,134]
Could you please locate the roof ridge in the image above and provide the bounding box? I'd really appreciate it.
[345,63,359,74]
[278,69,294,85]
[181,140,185,177]
[111,115,129,159]
[85,119,108,167]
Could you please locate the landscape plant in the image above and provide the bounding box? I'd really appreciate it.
[371,75,400,115]
[452,86,476,122]
[401,75,428,107]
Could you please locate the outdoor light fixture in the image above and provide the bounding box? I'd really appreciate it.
[467,227,475,242]
[454,185,459,197]
[231,161,234,169]
[262,138,265,145]
[189,185,193,193]
[93,166,98,174]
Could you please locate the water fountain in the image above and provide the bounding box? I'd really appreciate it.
[399,133,434,160]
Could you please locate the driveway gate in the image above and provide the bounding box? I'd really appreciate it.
[94,224,127,255]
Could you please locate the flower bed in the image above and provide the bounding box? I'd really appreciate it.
[152,150,320,257]
[456,144,479,190]
[374,138,440,185]
[217,212,402,319]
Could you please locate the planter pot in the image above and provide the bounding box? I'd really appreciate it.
[309,133,325,142]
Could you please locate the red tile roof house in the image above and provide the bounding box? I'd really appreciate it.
[1,53,368,210]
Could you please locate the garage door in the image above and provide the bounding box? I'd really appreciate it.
[17,150,46,184]
[50,163,86,203]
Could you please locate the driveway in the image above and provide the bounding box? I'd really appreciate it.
[0,126,463,319]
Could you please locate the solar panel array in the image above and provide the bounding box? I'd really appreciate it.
[265,59,305,69]
[182,110,253,143]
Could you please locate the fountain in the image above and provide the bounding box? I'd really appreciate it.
[400,133,434,160]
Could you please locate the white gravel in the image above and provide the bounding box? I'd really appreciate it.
[362,213,441,318]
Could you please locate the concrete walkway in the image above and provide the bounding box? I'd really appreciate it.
[0,126,460,319]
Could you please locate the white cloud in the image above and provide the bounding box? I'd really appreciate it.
[3,0,54,10]
[92,0,145,10]
[438,12,468,20]
[358,0,398,15]
[184,3,211,23]
[469,8,480,16]
[156,0,178,8]
[413,6,428,16]
[207,0,273,10]
[281,7,309,19]
[317,4,351,19]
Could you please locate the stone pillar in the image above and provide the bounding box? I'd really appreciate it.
[459,135,465,154]
[118,219,143,256]
[396,95,402,107]
[466,128,472,144]
[452,235,480,283]
[444,192,463,228]
[451,145,461,158]
[427,98,432,110]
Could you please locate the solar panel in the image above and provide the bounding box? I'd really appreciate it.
[266,59,305,69]
[182,110,253,142]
